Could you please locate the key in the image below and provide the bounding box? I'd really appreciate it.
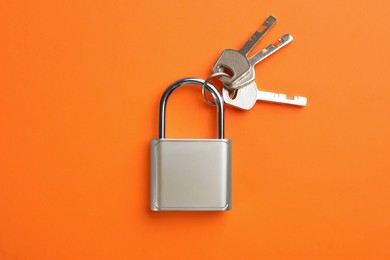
[222,81,307,110]
[231,34,293,89]
[212,16,276,87]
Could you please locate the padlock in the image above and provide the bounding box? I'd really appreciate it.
[150,78,232,211]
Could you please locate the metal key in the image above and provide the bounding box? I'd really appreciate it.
[212,16,276,88]
[231,34,293,89]
[222,81,307,110]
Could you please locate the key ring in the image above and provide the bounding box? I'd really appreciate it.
[202,72,230,106]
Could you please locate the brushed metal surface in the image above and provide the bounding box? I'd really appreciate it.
[151,139,232,211]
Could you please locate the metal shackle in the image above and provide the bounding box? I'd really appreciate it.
[158,78,225,139]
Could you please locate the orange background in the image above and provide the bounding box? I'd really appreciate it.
[1,0,390,259]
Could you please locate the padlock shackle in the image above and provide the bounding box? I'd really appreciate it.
[158,78,225,139]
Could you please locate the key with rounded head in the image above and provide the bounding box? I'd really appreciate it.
[212,16,277,87]
[230,34,293,89]
[222,81,307,110]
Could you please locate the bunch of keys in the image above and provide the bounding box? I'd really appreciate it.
[204,15,307,109]
[150,16,307,211]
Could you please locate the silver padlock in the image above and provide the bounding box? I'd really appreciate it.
[150,78,232,211]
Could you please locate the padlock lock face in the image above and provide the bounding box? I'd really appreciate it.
[150,78,232,211]
[151,139,231,210]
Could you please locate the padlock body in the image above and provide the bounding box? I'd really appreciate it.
[150,139,232,211]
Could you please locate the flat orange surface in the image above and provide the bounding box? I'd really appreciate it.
[1,0,390,259]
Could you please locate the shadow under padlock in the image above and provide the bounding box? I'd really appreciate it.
[150,78,232,211]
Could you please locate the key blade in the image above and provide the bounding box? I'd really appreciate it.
[249,34,293,66]
[257,90,307,106]
[238,16,277,56]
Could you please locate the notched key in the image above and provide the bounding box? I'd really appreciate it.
[248,34,293,67]
[238,16,277,56]
[212,16,277,87]
[223,82,307,110]
[231,34,294,89]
